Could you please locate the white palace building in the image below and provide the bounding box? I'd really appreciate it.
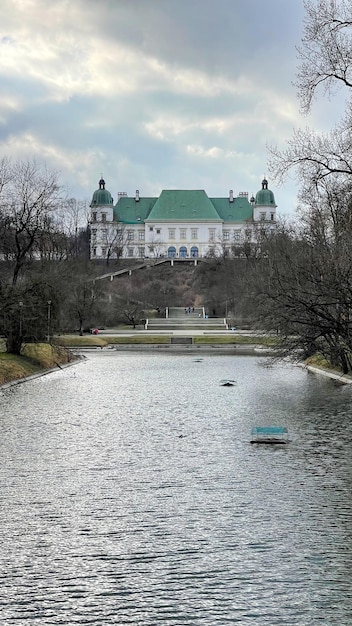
[89,177,277,260]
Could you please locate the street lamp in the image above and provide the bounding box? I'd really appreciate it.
[47,300,52,342]
[19,301,23,338]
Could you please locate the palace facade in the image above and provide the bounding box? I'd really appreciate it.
[89,177,277,260]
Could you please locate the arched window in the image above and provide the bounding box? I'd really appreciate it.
[179,246,187,258]
[190,246,199,258]
[168,246,176,258]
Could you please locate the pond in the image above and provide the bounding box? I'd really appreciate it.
[1,353,352,624]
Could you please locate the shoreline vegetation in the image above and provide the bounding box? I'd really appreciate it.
[0,333,273,386]
[0,343,77,386]
[54,334,278,347]
[1,334,351,386]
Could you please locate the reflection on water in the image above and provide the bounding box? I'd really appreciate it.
[1,353,352,625]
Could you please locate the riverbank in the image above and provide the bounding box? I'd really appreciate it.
[0,343,78,387]
[1,334,275,387]
[305,364,352,384]
[1,335,351,387]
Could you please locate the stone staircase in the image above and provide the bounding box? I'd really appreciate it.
[145,306,228,331]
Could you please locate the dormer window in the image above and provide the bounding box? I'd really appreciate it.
[101,213,107,222]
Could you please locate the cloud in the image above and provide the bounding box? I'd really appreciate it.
[0,0,307,215]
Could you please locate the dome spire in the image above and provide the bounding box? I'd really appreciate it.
[90,176,113,207]
[254,176,276,207]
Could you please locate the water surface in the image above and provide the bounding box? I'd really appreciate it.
[1,353,352,624]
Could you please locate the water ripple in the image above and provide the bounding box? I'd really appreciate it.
[1,354,352,624]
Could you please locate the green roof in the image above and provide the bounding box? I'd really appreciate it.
[255,189,276,206]
[210,196,253,222]
[90,177,113,207]
[145,190,222,222]
[255,178,276,206]
[90,188,113,206]
[114,196,157,224]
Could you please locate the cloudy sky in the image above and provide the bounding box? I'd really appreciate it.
[0,0,327,215]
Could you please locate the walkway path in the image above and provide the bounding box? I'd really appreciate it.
[93,257,203,282]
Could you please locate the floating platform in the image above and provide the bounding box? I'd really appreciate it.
[250,426,288,444]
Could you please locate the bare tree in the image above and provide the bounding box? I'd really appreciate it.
[101,223,125,266]
[269,0,352,187]
[147,235,164,258]
[250,187,352,373]
[296,0,352,115]
[57,197,90,258]
[0,158,64,285]
[0,156,13,195]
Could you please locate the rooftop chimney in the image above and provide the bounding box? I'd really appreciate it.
[135,189,140,202]
[229,189,234,203]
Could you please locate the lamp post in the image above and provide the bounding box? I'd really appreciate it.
[47,300,52,343]
[19,301,23,339]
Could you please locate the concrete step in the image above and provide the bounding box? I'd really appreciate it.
[146,324,227,331]
[168,307,204,318]
[149,319,225,325]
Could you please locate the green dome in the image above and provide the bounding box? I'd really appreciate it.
[90,177,113,207]
[255,178,276,206]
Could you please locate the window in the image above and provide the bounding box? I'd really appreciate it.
[102,229,107,237]
[209,229,215,241]
[156,229,161,234]
[260,212,266,221]
[223,230,230,241]
[180,229,186,239]
[91,229,97,240]
[127,247,134,257]
[168,246,176,258]
[101,247,106,257]
[179,246,187,258]
[101,213,107,222]
[191,229,198,240]
[93,247,97,256]
[270,212,275,221]
[190,246,199,258]
[233,230,240,241]
[245,229,252,240]
[149,226,153,232]
[138,247,144,257]
[127,230,134,241]
[138,230,145,241]
[168,228,175,240]
[92,212,97,221]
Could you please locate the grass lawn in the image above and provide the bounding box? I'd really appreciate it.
[193,335,277,345]
[55,335,171,346]
[0,353,43,385]
[54,333,278,347]
[0,342,76,386]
